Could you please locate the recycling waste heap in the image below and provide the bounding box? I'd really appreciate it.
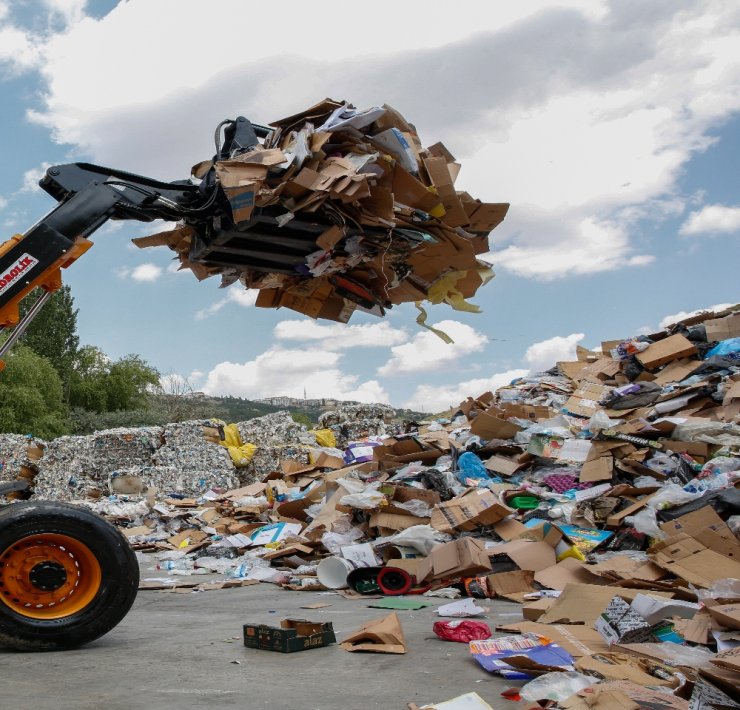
[133,98,508,322]
[2,306,740,702]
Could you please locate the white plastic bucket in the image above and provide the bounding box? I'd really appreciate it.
[316,556,357,589]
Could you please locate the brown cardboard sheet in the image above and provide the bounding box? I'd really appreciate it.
[647,533,740,587]
[538,583,672,625]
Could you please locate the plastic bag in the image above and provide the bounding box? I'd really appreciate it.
[340,487,386,510]
[457,451,496,486]
[389,525,451,556]
[433,620,492,643]
[321,527,364,555]
[586,410,622,433]
[706,337,740,359]
[671,420,740,446]
[222,423,241,448]
[629,508,665,540]
[646,482,701,511]
[437,598,485,617]
[311,428,337,448]
[645,452,680,476]
[520,672,599,702]
[394,499,434,518]
[694,578,740,603]
[227,442,257,467]
[609,338,650,361]
[699,456,740,477]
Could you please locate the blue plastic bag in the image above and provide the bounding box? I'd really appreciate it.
[706,337,740,359]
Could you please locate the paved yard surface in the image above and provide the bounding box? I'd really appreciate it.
[0,564,528,710]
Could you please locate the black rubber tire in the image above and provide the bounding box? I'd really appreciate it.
[0,501,139,651]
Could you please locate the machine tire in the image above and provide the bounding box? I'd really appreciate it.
[0,501,139,651]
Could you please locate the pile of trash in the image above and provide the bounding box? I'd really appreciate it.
[133,98,509,323]
[2,305,740,708]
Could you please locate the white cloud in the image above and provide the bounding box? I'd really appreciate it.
[42,0,87,25]
[482,213,654,279]
[195,287,258,320]
[679,204,740,236]
[130,263,162,282]
[378,320,488,376]
[405,369,529,413]
[116,263,163,282]
[19,163,52,193]
[201,346,390,404]
[524,333,585,372]
[0,25,42,72]
[7,0,740,283]
[273,319,408,350]
[659,303,735,329]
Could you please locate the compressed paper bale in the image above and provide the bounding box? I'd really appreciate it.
[0,434,40,479]
[238,444,313,484]
[86,426,163,479]
[32,421,239,501]
[151,420,239,493]
[235,411,310,447]
[109,465,239,498]
[33,435,96,500]
[318,403,394,448]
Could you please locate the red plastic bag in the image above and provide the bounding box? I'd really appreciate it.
[433,620,492,643]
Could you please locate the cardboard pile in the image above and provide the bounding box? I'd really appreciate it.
[3,306,739,707]
[133,99,508,323]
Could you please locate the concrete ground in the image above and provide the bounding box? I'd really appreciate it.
[0,563,528,710]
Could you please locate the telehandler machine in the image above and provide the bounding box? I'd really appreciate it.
[0,117,286,650]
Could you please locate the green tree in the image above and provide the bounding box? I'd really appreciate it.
[18,286,79,396]
[290,411,314,427]
[0,344,68,438]
[68,345,110,412]
[68,348,160,413]
[105,354,160,411]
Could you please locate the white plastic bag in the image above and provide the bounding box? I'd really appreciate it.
[520,672,598,702]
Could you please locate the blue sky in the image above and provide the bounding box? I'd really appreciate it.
[1,0,738,411]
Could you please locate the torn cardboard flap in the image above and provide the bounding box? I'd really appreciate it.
[340,612,407,654]
[705,312,740,341]
[659,506,736,541]
[647,533,740,588]
[636,334,697,370]
[575,652,677,686]
[489,539,556,573]
[487,570,536,601]
[534,557,607,590]
[417,537,492,582]
[538,583,673,625]
[469,410,522,440]
[430,489,511,534]
[706,604,740,631]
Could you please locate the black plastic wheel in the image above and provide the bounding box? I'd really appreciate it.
[0,501,139,651]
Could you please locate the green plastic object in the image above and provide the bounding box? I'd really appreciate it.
[508,495,539,510]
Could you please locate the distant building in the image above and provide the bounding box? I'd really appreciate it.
[254,396,358,409]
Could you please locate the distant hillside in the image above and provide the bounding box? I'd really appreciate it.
[69,393,426,434]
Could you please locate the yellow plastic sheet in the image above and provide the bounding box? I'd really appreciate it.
[227,443,257,468]
[415,266,495,343]
[222,423,242,448]
[426,267,495,312]
[311,429,336,448]
[215,422,257,467]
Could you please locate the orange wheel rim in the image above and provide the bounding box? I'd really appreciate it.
[0,533,102,620]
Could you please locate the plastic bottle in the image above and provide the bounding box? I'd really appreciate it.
[156,558,193,571]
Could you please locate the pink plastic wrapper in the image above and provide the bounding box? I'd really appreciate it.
[433,620,492,643]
